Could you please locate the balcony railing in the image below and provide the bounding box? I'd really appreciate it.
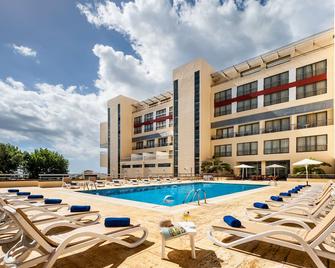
[297,145,327,152]
[212,119,333,140]
[132,142,173,150]
[237,150,258,156]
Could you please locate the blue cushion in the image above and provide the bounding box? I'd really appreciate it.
[70,205,91,212]
[279,192,291,197]
[270,196,283,202]
[8,189,19,193]
[288,190,298,194]
[223,215,241,228]
[28,194,44,199]
[253,202,269,209]
[17,192,31,196]
[105,217,130,227]
[44,198,62,204]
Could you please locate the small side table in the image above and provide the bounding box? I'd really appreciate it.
[160,221,196,259]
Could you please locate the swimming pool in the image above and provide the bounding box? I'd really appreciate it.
[80,182,266,207]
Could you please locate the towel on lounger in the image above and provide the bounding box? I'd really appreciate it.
[8,189,19,193]
[28,194,44,199]
[161,224,186,238]
[17,192,31,196]
[279,192,291,197]
[70,205,91,212]
[223,215,241,228]
[270,196,283,202]
[253,202,269,209]
[44,198,62,204]
[105,217,130,227]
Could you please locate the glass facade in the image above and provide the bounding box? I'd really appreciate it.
[237,98,257,112]
[264,89,289,106]
[297,135,327,152]
[216,126,234,139]
[214,104,231,117]
[264,71,289,89]
[264,139,289,154]
[214,144,232,157]
[156,120,166,130]
[296,80,327,99]
[296,60,327,80]
[156,108,166,118]
[237,81,257,96]
[214,88,232,102]
[264,118,290,133]
[194,71,200,175]
[297,111,327,129]
[237,122,259,136]
[237,142,258,156]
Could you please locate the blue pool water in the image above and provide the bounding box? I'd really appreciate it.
[80,182,266,207]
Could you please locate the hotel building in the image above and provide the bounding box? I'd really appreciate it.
[100,29,334,178]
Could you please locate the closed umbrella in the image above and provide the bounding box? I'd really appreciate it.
[266,164,285,177]
[293,159,322,185]
[234,164,254,180]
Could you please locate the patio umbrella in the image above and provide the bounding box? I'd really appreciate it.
[266,164,285,177]
[234,164,254,180]
[293,159,323,185]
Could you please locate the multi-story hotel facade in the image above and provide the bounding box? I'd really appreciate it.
[100,29,335,178]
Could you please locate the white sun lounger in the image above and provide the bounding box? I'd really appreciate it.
[208,206,335,268]
[2,206,148,268]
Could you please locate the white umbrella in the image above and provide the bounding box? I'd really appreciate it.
[266,164,285,177]
[293,159,323,185]
[234,164,254,180]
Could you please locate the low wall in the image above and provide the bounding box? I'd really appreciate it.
[0,180,63,188]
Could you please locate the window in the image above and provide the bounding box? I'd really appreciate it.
[264,71,289,89]
[238,123,259,136]
[237,98,257,112]
[135,141,143,150]
[296,60,327,81]
[134,116,142,125]
[169,106,173,115]
[237,142,258,156]
[264,90,289,106]
[158,137,168,147]
[144,123,153,132]
[146,139,155,148]
[264,118,290,133]
[296,80,327,99]
[132,164,142,168]
[121,165,130,168]
[297,135,327,152]
[158,163,171,167]
[134,126,142,134]
[156,120,166,130]
[237,81,257,97]
[144,163,155,168]
[214,104,231,117]
[264,139,289,154]
[297,112,327,129]
[156,108,166,118]
[169,119,173,127]
[144,112,153,122]
[215,127,234,139]
[214,144,232,157]
[214,89,232,102]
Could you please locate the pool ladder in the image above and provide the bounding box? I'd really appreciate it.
[183,189,207,205]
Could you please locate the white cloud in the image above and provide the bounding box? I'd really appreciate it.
[12,44,37,57]
[78,0,333,99]
[0,77,105,172]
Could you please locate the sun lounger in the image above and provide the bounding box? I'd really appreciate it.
[246,189,333,224]
[208,207,335,268]
[2,206,148,268]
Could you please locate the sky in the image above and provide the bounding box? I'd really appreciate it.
[0,0,333,173]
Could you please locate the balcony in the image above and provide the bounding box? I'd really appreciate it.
[211,119,333,140]
[100,122,108,148]
[132,142,173,150]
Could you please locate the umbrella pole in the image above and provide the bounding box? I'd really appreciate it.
[306,164,309,186]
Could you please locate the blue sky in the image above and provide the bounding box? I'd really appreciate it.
[0,0,333,173]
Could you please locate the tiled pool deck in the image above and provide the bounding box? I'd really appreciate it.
[0,180,331,268]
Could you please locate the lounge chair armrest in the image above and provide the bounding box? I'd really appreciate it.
[269,219,312,230]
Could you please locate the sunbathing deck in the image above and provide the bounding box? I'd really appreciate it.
[0,180,332,268]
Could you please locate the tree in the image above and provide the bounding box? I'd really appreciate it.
[0,143,24,174]
[201,158,232,174]
[293,161,332,175]
[24,148,69,179]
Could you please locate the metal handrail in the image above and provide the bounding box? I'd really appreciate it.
[183,189,207,205]
[183,189,196,204]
